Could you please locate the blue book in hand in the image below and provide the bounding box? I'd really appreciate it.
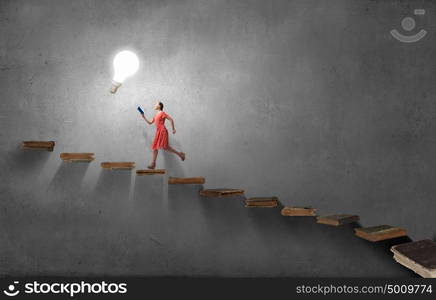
[137,106,144,115]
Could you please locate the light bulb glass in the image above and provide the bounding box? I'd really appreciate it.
[112,50,139,83]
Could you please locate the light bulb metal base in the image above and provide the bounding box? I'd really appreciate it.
[109,81,122,94]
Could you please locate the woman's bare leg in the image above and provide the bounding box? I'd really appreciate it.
[166,146,185,161]
[148,149,158,169]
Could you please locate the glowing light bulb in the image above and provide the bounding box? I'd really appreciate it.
[110,50,139,94]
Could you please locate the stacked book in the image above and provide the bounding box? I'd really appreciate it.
[316,214,359,226]
[199,189,244,197]
[391,240,436,278]
[22,141,55,151]
[245,197,278,208]
[281,206,316,216]
[354,225,406,242]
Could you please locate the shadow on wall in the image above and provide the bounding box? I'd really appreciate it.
[198,194,248,239]
[2,145,53,199]
[360,234,418,278]
[83,169,136,273]
[47,162,90,196]
[92,169,133,208]
[128,175,168,275]
[166,184,218,275]
[373,235,413,256]
[346,220,414,258]
[86,168,134,230]
[346,221,417,277]
[6,145,52,175]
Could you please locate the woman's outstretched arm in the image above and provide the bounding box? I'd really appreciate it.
[141,114,154,125]
[166,114,176,134]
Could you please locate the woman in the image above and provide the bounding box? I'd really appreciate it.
[141,101,185,169]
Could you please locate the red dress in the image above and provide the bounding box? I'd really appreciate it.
[151,111,169,150]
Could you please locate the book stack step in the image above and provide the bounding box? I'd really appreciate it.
[22,141,55,151]
[281,206,316,216]
[245,197,278,208]
[168,177,205,184]
[316,214,359,226]
[391,239,436,278]
[101,162,135,170]
[136,169,166,175]
[199,188,244,197]
[60,153,95,162]
[354,225,407,242]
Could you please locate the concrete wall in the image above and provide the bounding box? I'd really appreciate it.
[1,0,435,276]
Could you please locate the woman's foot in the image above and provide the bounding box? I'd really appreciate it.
[180,152,186,161]
[147,163,156,169]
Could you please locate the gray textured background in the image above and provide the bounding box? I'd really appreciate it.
[1,0,435,277]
